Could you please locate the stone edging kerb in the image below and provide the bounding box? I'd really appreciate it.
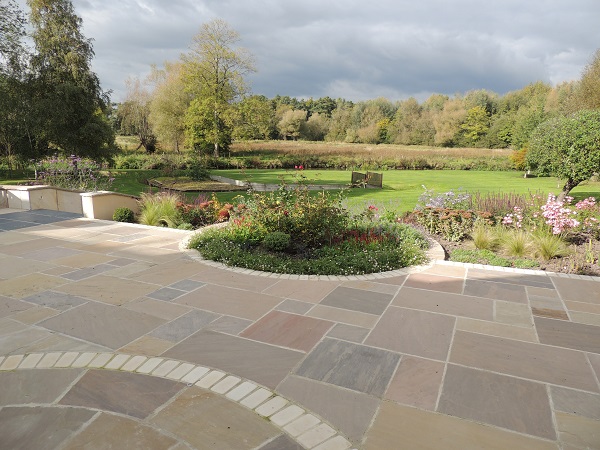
[0,352,354,450]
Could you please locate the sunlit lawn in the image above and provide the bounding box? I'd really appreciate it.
[212,169,600,211]
[3,168,600,212]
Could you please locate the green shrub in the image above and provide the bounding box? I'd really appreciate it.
[262,232,291,252]
[177,223,194,230]
[113,207,135,223]
[413,207,480,242]
[235,185,349,249]
[188,226,427,275]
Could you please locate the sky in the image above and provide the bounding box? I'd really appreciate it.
[20,0,600,103]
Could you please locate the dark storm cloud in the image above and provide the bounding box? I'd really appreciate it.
[59,0,600,101]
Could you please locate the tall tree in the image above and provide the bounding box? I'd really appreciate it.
[0,0,27,74]
[0,0,30,169]
[119,76,156,153]
[183,19,255,157]
[575,48,600,110]
[27,0,114,157]
[148,62,191,152]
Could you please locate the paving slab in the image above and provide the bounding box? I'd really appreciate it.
[39,301,165,349]
[150,387,280,449]
[277,375,380,444]
[364,401,558,450]
[59,369,184,419]
[165,329,304,389]
[294,338,400,396]
[241,310,333,352]
[438,364,556,439]
[0,406,96,450]
[61,412,178,449]
[1,209,599,448]
[365,306,455,360]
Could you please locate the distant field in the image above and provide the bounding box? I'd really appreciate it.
[230,140,512,159]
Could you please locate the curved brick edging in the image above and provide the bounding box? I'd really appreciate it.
[0,352,354,450]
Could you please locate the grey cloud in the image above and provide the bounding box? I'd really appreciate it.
[33,0,600,101]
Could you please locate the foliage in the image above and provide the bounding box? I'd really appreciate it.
[118,77,156,153]
[148,62,191,152]
[33,154,113,191]
[137,192,181,227]
[188,218,427,275]
[262,231,291,252]
[277,109,307,140]
[416,187,471,210]
[450,249,539,269]
[575,49,600,110]
[533,232,571,261]
[471,224,499,250]
[460,106,490,143]
[182,19,255,157]
[470,191,541,220]
[232,95,276,140]
[501,229,530,257]
[178,194,232,228]
[113,207,135,223]
[509,146,528,171]
[26,0,114,157]
[527,110,600,197]
[0,0,27,74]
[413,207,485,242]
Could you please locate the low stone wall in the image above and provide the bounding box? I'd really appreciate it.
[0,185,140,220]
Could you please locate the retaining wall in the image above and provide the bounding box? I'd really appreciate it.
[0,185,139,220]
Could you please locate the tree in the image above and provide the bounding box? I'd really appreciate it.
[232,95,275,140]
[27,0,114,157]
[277,109,306,140]
[0,0,27,74]
[389,97,435,145]
[0,0,30,169]
[301,113,329,141]
[527,110,600,199]
[119,76,156,153]
[325,101,354,142]
[432,97,466,146]
[183,19,255,157]
[460,106,490,144]
[148,62,190,152]
[575,49,600,110]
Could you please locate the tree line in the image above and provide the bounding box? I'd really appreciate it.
[119,43,599,155]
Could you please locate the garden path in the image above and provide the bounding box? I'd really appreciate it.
[0,208,599,449]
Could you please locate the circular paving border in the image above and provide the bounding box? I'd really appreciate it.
[0,351,355,450]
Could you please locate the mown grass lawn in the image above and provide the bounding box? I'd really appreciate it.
[213,169,600,211]
[4,167,600,212]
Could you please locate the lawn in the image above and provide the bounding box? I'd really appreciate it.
[4,167,600,212]
[211,169,600,211]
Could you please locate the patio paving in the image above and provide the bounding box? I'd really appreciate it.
[0,208,599,449]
